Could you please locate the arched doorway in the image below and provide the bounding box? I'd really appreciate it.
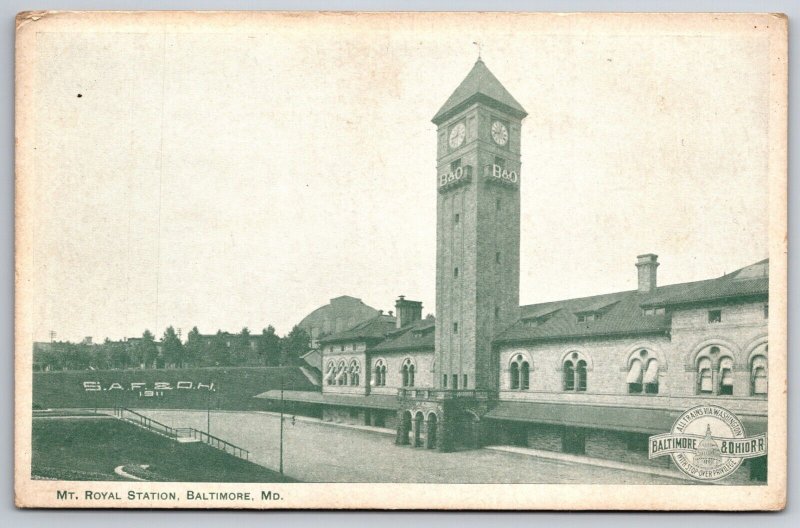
[426,413,438,449]
[413,411,424,447]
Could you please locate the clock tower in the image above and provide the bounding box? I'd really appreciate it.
[432,58,527,392]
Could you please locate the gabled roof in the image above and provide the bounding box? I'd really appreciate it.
[432,59,527,125]
[371,318,435,353]
[318,314,397,344]
[496,259,769,345]
[640,259,769,308]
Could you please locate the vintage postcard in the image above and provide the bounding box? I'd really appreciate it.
[14,11,787,510]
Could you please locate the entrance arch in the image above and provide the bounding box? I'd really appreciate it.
[413,411,424,447]
[426,413,438,449]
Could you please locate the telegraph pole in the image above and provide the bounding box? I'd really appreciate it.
[207,390,211,435]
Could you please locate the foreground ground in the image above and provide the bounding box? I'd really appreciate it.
[32,415,296,482]
[140,409,689,484]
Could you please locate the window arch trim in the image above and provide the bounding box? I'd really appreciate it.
[686,338,741,370]
[558,348,593,371]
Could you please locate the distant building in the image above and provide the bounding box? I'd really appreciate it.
[296,295,380,349]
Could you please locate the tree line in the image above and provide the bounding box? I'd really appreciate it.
[33,325,312,371]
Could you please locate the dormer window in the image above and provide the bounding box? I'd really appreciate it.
[708,310,722,324]
[577,313,597,323]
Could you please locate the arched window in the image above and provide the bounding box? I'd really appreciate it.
[509,354,529,390]
[563,360,575,391]
[510,362,520,390]
[751,355,767,396]
[697,357,713,394]
[626,358,643,394]
[374,359,386,387]
[401,358,416,387]
[563,352,589,392]
[718,357,734,396]
[335,360,347,386]
[626,349,660,395]
[324,361,336,386]
[643,358,659,394]
[349,359,360,386]
[576,360,587,392]
[520,361,530,390]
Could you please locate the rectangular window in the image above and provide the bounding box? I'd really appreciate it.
[463,374,468,389]
[494,156,506,168]
[495,251,501,264]
[764,304,769,319]
[628,383,643,394]
[494,306,500,320]
[442,375,448,388]
[496,198,501,211]
[708,310,722,323]
[453,322,458,333]
[454,267,459,278]
[452,374,459,390]
[450,158,461,171]
[645,383,659,395]
[341,344,345,351]
[454,213,460,224]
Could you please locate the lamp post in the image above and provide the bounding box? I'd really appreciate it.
[279,374,284,474]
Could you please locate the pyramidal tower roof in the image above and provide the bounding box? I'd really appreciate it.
[432,58,528,125]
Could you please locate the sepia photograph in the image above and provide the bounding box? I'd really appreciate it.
[14,10,787,510]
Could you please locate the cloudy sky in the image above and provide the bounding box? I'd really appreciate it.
[25,13,774,342]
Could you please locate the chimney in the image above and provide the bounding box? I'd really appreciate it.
[636,254,659,293]
[395,295,423,328]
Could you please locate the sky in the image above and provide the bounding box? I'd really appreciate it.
[26,13,773,342]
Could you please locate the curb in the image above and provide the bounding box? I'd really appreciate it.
[485,445,693,482]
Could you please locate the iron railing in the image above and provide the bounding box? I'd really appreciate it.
[113,406,250,460]
[397,388,494,401]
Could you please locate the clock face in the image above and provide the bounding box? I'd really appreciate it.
[491,121,509,146]
[448,122,466,149]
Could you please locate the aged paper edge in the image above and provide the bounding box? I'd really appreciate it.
[13,10,788,510]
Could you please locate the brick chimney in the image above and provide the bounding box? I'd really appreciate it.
[395,295,423,328]
[636,254,659,293]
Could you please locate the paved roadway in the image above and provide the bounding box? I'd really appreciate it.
[140,409,687,484]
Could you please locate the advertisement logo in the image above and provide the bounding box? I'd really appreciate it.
[649,404,766,481]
